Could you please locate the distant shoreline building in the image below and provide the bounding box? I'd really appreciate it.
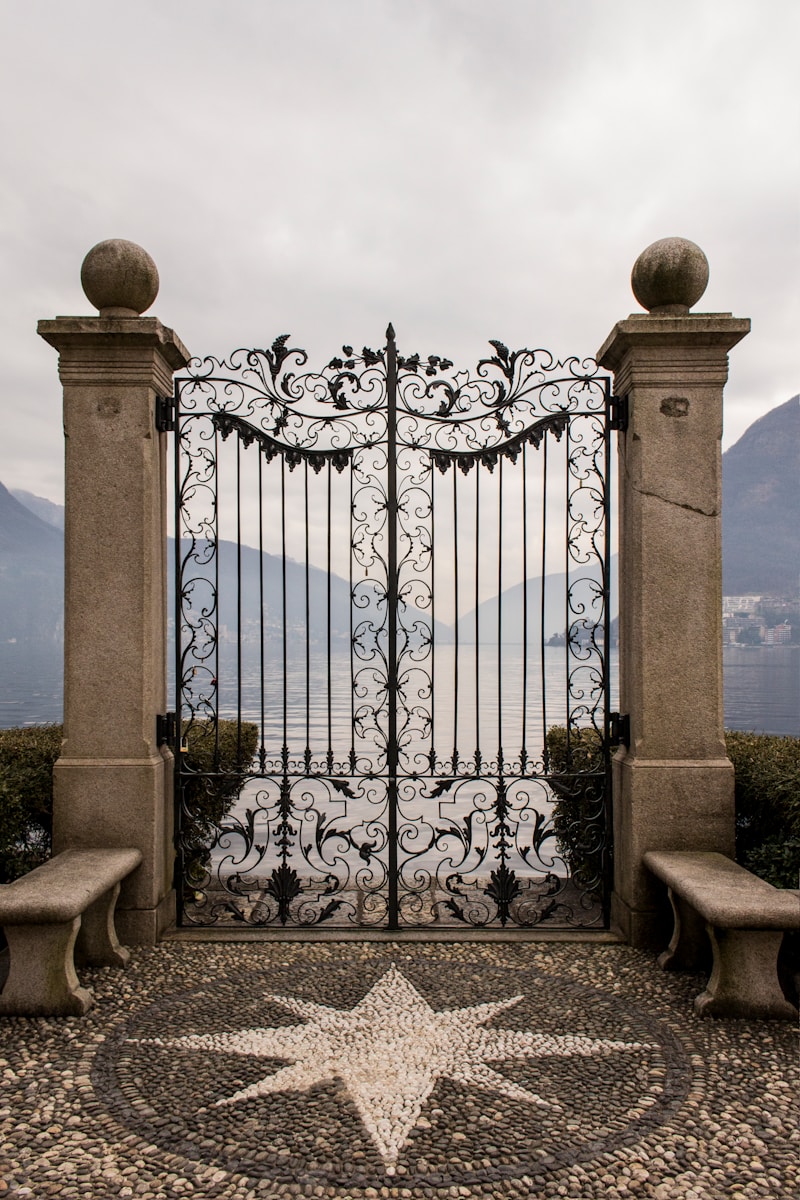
[722,594,797,646]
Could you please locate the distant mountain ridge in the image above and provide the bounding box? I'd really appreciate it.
[722,395,800,595]
[0,482,62,557]
[455,557,618,643]
[9,488,64,531]
[3,390,799,681]
[0,482,63,644]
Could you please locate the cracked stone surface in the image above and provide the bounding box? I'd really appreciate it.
[1,941,798,1198]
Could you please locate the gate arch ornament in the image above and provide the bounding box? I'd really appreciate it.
[173,327,616,929]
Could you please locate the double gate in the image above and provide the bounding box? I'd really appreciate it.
[172,328,617,929]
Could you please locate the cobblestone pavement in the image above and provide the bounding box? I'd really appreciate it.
[1,940,797,1199]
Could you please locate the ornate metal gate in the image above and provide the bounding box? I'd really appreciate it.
[173,328,617,929]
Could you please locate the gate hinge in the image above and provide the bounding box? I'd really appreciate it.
[156,712,176,747]
[609,394,629,432]
[155,394,176,433]
[609,712,630,749]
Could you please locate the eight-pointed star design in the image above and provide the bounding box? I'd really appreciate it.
[136,965,649,1172]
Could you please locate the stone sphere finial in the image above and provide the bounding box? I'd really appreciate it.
[80,239,160,316]
[631,237,709,314]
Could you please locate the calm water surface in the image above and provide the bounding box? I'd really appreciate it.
[1,641,798,737]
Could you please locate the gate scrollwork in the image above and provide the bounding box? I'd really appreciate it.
[174,328,613,929]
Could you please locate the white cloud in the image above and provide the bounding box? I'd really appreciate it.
[1,0,798,497]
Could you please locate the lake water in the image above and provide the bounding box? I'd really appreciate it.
[1,641,798,737]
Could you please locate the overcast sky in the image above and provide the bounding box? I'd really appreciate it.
[1,0,798,505]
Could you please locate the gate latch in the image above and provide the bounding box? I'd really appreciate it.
[156,712,176,747]
[609,712,630,749]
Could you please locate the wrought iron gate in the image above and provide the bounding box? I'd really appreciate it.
[172,328,617,929]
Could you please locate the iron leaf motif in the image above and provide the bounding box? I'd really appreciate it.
[484,866,522,924]
[265,863,303,925]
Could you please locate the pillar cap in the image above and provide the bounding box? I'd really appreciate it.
[80,239,160,317]
[631,237,709,315]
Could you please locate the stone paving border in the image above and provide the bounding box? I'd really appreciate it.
[0,941,797,1199]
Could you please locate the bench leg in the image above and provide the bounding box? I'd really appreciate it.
[0,918,93,1017]
[695,926,799,1020]
[657,888,711,972]
[75,882,131,968]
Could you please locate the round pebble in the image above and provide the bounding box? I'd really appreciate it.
[0,941,797,1198]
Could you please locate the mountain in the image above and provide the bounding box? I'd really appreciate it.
[722,395,800,595]
[10,488,64,531]
[455,557,618,644]
[0,481,445,657]
[6,381,800,668]
[0,482,63,557]
[174,540,451,649]
[0,482,63,643]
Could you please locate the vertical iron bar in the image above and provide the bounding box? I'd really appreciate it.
[305,459,311,765]
[540,436,549,771]
[603,386,614,926]
[258,449,266,765]
[327,460,333,771]
[497,456,503,761]
[474,468,480,765]
[564,420,571,759]
[452,467,459,771]
[173,381,183,922]
[236,436,243,761]
[429,460,436,771]
[604,393,613,750]
[213,424,220,766]
[349,458,355,771]
[522,442,528,769]
[281,455,288,758]
[386,324,399,929]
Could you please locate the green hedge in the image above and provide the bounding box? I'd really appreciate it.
[3,722,797,891]
[0,721,258,885]
[726,731,800,889]
[545,726,800,891]
[0,725,62,882]
[177,719,259,888]
[545,724,607,896]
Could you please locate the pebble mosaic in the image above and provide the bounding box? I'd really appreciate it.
[0,941,797,1199]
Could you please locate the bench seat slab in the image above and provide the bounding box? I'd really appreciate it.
[0,917,93,1017]
[697,926,798,1021]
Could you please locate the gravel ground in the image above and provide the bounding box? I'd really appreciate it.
[0,940,797,1199]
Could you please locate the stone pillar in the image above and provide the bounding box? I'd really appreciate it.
[596,238,750,948]
[38,240,191,945]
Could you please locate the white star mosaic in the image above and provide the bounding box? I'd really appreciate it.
[134,964,650,1172]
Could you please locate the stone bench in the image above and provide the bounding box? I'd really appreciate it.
[643,849,800,1020]
[0,847,142,1017]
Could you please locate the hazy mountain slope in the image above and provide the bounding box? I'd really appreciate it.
[456,556,618,643]
[10,488,65,531]
[174,538,452,648]
[8,381,800,661]
[722,395,800,594]
[0,482,63,556]
[0,483,63,643]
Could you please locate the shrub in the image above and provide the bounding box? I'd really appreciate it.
[0,725,62,882]
[545,727,800,893]
[725,730,800,889]
[0,720,258,887]
[545,724,608,896]
[177,719,259,888]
